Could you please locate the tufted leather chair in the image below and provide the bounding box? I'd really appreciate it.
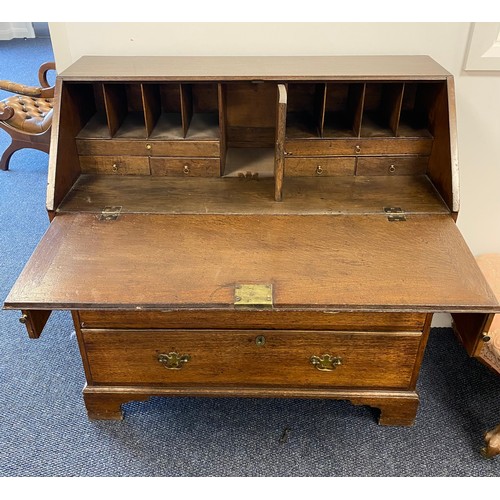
[0,61,56,170]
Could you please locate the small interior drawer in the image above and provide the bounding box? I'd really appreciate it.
[76,139,220,158]
[83,329,422,388]
[285,138,433,157]
[149,140,220,157]
[76,139,151,156]
[150,157,220,177]
[356,156,429,176]
[285,157,355,176]
[77,310,427,332]
[79,155,150,175]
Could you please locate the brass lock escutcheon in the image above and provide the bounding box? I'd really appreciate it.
[158,352,191,370]
[310,354,343,371]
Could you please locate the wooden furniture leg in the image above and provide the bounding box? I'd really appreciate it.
[482,423,500,458]
[83,387,150,420]
[0,141,19,171]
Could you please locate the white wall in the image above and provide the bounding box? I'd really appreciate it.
[49,22,500,257]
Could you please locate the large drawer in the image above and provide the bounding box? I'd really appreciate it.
[285,138,433,157]
[76,139,220,157]
[82,329,422,389]
[77,310,427,332]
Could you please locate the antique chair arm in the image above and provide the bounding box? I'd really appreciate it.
[0,61,56,99]
[38,62,56,89]
[0,80,44,97]
[0,105,14,121]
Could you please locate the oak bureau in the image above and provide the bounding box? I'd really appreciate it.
[5,55,499,425]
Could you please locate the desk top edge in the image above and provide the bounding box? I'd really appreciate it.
[59,55,452,81]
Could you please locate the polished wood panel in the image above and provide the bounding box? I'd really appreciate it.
[83,329,421,388]
[5,213,499,312]
[57,174,449,215]
[77,310,427,331]
[79,155,150,175]
[150,157,220,177]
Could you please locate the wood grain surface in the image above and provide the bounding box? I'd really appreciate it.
[5,213,499,312]
[83,328,421,388]
[59,56,451,81]
[57,174,449,215]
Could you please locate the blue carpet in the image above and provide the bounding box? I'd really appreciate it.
[1,38,500,477]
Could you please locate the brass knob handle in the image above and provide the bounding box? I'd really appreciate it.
[19,314,28,325]
[146,143,152,150]
[183,165,190,175]
[158,352,191,370]
[255,335,266,347]
[388,164,396,173]
[315,165,323,175]
[355,145,361,154]
[310,354,342,371]
[112,163,118,172]
[482,332,491,343]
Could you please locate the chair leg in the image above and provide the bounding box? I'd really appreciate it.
[0,141,20,171]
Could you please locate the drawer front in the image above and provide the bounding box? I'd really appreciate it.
[285,138,433,157]
[77,139,151,156]
[150,157,220,177]
[83,329,422,389]
[76,139,220,157]
[149,141,220,157]
[77,310,427,332]
[79,155,150,175]
[356,156,429,176]
[285,157,356,176]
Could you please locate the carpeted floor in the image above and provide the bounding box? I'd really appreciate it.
[1,37,500,477]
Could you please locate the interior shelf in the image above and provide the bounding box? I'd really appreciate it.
[223,148,275,178]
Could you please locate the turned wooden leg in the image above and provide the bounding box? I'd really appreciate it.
[481,423,500,458]
[0,141,20,171]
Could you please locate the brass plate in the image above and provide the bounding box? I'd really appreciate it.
[234,284,273,308]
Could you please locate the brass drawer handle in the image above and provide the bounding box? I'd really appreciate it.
[310,354,342,371]
[183,165,190,175]
[158,352,191,370]
[315,165,323,175]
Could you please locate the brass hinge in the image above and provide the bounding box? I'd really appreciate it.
[234,284,273,308]
[384,207,406,222]
[99,206,122,221]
